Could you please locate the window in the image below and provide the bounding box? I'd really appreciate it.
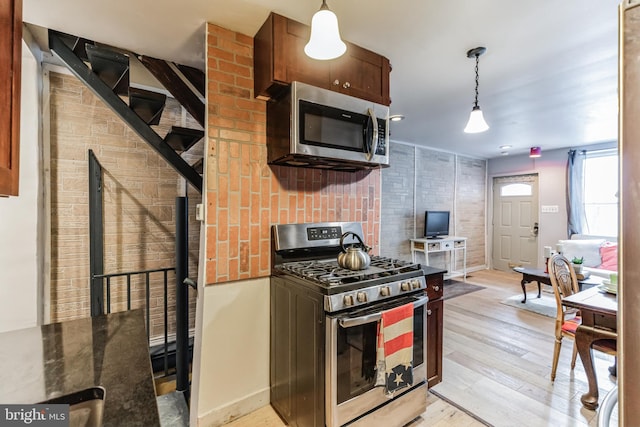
[500,183,532,197]
[583,150,618,236]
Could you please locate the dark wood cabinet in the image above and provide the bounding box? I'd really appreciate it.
[254,12,391,105]
[270,276,325,427]
[329,43,391,105]
[0,0,22,197]
[426,298,443,387]
[425,273,444,387]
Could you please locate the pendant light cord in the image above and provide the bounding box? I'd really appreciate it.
[473,54,480,109]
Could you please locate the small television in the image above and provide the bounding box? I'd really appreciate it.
[424,211,450,239]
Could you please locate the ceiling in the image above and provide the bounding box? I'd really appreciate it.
[23,0,620,159]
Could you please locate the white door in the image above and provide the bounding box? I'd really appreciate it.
[492,175,539,271]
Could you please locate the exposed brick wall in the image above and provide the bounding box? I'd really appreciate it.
[456,156,487,269]
[380,144,486,269]
[204,24,381,284]
[380,143,415,261]
[49,72,199,337]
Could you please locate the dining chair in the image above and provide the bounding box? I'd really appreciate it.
[547,254,616,381]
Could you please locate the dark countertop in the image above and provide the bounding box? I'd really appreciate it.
[420,265,447,276]
[0,309,160,426]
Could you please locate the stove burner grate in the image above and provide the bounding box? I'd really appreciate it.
[276,256,421,286]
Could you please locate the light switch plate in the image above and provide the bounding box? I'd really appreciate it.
[196,203,204,221]
[541,205,559,213]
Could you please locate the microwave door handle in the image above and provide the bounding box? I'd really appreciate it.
[366,108,379,161]
[338,295,428,328]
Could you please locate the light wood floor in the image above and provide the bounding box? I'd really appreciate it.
[224,269,616,427]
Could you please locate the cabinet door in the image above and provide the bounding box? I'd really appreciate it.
[426,298,443,388]
[426,273,444,301]
[0,0,22,197]
[254,13,330,100]
[331,43,391,105]
[273,14,331,89]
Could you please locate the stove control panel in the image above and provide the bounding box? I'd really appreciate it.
[325,275,427,312]
[307,226,342,241]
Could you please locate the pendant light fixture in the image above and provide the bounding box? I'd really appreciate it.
[304,0,347,60]
[464,47,490,133]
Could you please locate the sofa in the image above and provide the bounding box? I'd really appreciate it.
[555,234,618,278]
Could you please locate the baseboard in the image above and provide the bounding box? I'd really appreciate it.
[197,388,270,427]
[466,265,488,274]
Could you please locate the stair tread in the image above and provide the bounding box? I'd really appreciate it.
[164,127,204,153]
[72,38,94,61]
[192,158,203,174]
[86,44,130,95]
[129,87,167,126]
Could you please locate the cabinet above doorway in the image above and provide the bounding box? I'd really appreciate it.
[254,12,391,106]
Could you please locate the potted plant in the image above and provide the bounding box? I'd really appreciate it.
[571,256,584,274]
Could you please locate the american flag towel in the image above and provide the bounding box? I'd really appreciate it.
[375,302,414,395]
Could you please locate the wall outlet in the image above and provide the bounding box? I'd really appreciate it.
[541,205,559,213]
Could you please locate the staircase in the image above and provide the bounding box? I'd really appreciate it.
[48,30,204,193]
[48,29,203,405]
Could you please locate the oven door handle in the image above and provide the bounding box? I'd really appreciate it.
[338,295,428,328]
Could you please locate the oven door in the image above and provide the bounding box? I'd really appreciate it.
[325,294,427,427]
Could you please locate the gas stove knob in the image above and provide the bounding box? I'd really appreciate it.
[380,286,391,297]
[411,279,421,289]
[343,294,355,307]
[401,282,411,292]
[357,292,367,303]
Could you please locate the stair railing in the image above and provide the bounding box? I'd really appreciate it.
[92,267,177,377]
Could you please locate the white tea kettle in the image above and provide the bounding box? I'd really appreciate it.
[337,232,371,270]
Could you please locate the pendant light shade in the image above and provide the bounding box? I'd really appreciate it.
[304,0,346,60]
[463,47,490,134]
[464,106,489,133]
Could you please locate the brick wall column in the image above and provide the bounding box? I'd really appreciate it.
[204,24,382,285]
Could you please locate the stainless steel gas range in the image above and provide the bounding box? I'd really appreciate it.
[270,221,444,427]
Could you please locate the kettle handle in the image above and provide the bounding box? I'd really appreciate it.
[340,232,366,252]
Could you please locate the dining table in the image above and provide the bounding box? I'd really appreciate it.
[562,285,617,410]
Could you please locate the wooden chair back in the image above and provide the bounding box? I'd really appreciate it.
[547,254,580,320]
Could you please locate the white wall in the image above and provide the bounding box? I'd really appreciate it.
[194,277,270,427]
[487,142,616,269]
[0,43,41,333]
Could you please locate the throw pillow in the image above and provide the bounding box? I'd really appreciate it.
[557,239,605,267]
[599,243,618,271]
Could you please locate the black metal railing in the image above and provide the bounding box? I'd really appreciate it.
[92,267,177,377]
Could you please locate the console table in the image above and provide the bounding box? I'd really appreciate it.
[410,237,467,279]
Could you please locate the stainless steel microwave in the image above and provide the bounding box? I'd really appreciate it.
[266,81,390,171]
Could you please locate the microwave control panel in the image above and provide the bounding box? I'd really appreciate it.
[375,121,387,155]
